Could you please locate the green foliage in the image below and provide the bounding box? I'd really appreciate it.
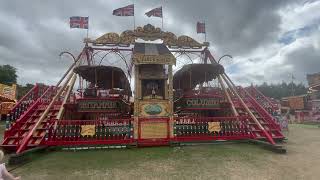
[0,64,17,85]
[17,84,34,100]
[256,81,308,100]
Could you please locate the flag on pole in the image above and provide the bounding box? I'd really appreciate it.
[70,16,89,29]
[145,7,163,18]
[113,4,134,16]
[197,22,206,33]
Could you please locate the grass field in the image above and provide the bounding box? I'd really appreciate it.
[2,123,320,180]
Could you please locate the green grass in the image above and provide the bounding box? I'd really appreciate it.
[2,123,320,179]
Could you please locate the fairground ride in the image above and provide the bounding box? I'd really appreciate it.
[1,24,285,156]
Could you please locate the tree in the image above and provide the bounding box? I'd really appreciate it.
[0,65,17,85]
[256,82,308,100]
[17,84,34,100]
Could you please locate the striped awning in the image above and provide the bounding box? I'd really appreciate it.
[133,43,175,65]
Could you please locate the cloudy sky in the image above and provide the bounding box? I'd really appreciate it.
[0,0,319,86]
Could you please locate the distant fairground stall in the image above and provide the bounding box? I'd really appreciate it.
[280,73,320,124]
[1,24,285,154]
[0,83,16,121]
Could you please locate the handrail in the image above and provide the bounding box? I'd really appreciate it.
[242,88,282,131]
[10,84,39,111]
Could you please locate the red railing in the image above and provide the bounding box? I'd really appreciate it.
[4,86,56,139]
[46,119,134,146]
[8,84,45,123]
[173,116,252,142]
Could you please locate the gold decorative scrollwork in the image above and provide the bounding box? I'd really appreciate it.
[91,24,207,48]
[163,32,178,47]
[120,30,135,45]
[177,35,202,48]
[94,32,120,45]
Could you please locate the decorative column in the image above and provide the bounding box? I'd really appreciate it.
[168,65,174,138]
[133,65,139,139]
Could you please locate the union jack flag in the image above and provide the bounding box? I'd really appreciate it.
[70,16,89,29]
[197,22,205,34]
[145,7,162,18]
[113,4,134,16]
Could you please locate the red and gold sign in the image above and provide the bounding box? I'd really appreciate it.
[133,53,175,65]
[288,96,305,110]
[140,121,168,139]
[208,122,221,132]
[138,101,170,117]
[81,125,96,136]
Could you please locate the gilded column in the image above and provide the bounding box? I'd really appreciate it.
[168,65,174,138]
[133,65,139,139]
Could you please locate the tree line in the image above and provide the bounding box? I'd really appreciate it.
[0,64,309,101]
[255,82,308,100]
[0,64,34,100]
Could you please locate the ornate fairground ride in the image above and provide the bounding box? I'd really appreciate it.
[1,24,285,156]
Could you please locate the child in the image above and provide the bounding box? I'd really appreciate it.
[0,150,20,180]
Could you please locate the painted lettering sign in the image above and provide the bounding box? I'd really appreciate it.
[133,54,175,65]
[78,100,119,112]
[184,98,220,108]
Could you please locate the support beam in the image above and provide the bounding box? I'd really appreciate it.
[56,73,77,120]
[218,76,238,116]
[16,70,78,154]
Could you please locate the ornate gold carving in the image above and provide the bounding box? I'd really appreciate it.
[91,24,206,48]
[81,125,96,136]
[94,32,120,45]
[120,30,135,45]
[208,122,221,132]
[177,35,202,48]
[134,24,162,41]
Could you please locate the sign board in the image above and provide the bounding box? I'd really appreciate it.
[208,122,221,132]
[81,125,96,136]
[140,121,168,139]
[182,98,221,109]
[288,96,305,110]
[133,54,175,65]
[78,99,119,112]
[307,73,320,87]
[0,83,16,101]
[138,101,170,117]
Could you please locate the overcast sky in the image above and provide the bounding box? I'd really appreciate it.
[0,0,319,86]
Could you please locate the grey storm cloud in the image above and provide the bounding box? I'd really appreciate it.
[0,0,317,86]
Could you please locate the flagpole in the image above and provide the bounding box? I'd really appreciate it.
[87,16,89,39]
[204,20,206,42]
[161,6,164,30]
[133,1,136,30]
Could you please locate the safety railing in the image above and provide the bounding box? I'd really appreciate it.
[7,84,47,124]
[173,116,252,142]
[46,119,134,146]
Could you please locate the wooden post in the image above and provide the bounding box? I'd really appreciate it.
[168,65,174,138]
[56,73,78,121]
[133,65,139,139]
[218,76,238,116]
